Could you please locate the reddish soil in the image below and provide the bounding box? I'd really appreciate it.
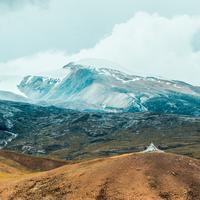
[0,153,200,200]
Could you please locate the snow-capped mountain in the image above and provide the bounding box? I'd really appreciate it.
[18,61,200,115]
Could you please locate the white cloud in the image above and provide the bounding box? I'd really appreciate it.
[68,12,200,85]
[0,51,67,94]
[0,50,67,76]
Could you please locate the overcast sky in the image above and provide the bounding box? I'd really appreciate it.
[0,0,200,92]
[1,0,200,61]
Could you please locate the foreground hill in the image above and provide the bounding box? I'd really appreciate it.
[1,100,200,160]
[0,152,200,200]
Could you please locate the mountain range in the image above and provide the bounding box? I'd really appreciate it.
[0,61,200,199]
[15,61,200,116]
[0,60,199,159]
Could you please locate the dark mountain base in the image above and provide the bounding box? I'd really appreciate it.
[0,100,200,161]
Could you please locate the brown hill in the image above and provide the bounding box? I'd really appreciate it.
[0,152,200,200]
[0,150,67,171]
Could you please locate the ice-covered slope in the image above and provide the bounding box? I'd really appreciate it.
[18,61,200,115]
[0,90,28,103]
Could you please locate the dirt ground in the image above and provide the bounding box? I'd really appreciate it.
[0,152,200,200]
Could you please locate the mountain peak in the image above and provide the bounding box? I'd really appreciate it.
[73,58,121,69]
[63,62,82,70]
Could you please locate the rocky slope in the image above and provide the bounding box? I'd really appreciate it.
[18,62,200,115]
[0,100,200,160]
[0,152,200,200]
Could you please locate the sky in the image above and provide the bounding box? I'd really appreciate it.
[0,0,200,93]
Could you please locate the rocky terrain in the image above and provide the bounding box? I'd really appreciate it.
[0,100,200,160]
[0,152,200,200]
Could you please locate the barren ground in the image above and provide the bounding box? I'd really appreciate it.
[0,152,200,200]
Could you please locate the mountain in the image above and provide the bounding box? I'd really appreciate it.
[18,61,200,116]
[0,90,28,103]
[1,100,200,160]
[0,152,200,200]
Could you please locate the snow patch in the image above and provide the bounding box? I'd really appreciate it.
[0,131,18,149]
[143,143,164,153]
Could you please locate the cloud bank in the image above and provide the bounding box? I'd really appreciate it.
[1,12,200,94]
